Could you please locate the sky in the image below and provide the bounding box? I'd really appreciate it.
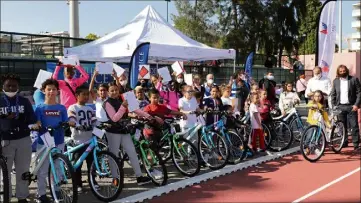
[0,0,359,49]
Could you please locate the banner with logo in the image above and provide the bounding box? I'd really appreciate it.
[129,42,150,89]
[316,0,337,78]
[244,52,254,84]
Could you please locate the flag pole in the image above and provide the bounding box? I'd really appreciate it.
[338,0,342,53]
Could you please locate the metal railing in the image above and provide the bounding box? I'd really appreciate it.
[0,31,93,59]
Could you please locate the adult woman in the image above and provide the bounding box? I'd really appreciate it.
[279,82,300,116]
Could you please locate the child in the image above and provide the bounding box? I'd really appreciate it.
[194,91,203,109]
[67,85,97,193]
[221,85,239,114]
[203,86,223,126]
[306,90,330,127]
[279,82,300,116]
[179,85,200,130]
[93,83,109,123]
[34,79,73,203]
[259,90,272,122]
[244,84,260,113]
[135,86,149,109]
[0,74,37,203]
[249,93,266,152]
[52,59,89,109]
[155,79,182,111]
[102,82,152,185]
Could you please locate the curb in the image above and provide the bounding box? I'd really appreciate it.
[113,146,301,203]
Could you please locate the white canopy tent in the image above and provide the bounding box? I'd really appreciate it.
[64,5,236,65]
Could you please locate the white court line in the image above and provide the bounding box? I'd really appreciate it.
[292,167,361,203]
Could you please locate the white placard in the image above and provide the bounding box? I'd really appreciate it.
[40,132,55,148]
[184,74,193,86]
[157,67,172,83]
[122,91,140,112]
[138,65,150,79]
[61,56,77,66]
[92,127,105,139]
[171,61,185,76]
[34,70,53,89]
[113,63,125,77]
[96,62,113,74]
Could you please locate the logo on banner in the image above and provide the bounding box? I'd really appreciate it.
[320,22,328,34]
[321,60,329,73]
[139,66,149,78]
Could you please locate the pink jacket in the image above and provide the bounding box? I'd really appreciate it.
[156,82,180,111]
[52,65,89,109]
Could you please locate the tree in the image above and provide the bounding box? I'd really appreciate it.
[85,33,100,40]
[171,0,220,47]
[298,0,322,55]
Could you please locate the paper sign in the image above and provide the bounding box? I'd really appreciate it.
[92,127,105,139]
[61,56,77,66]
[113,63,125,77]
[122,91,140,112]
[171,61,185,76]
[96,62,113,74]
[139,65,150,79]
[34,70,53,89]
[157,67,172,83]
[40,132,55,148]
[184,74,193,86]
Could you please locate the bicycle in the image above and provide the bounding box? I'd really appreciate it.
[26,122,77,203]
[0,134,10,203]
[64,124,123,202]
[300,108,346,162]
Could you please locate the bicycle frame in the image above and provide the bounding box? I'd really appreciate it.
[64,136,107,176]
[130,133,159,167]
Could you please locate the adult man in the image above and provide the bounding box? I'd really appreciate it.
[203,74,216,98]
[330,65,361,150]
[305,66,332,108]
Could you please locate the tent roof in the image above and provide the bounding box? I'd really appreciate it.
[64,5,235,62]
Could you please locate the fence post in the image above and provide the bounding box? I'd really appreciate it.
[10,34,13,53]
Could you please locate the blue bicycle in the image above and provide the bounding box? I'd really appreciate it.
[64,124,123,202]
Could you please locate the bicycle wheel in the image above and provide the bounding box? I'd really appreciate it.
[290,117,306,142]
[158,138,172,162]
[261,124,272,149]
[226,130,246,164]
[300,125,326,162]
[171,137,200,177]
[0,157,9,203]
[330,121,346,153]
[141,149,168,186]
[88,151,124,202]
[48,153,77,203]
[269,121,293,151]
[198,132,229,170]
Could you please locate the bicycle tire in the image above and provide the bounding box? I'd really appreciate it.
[0,157,9,203]
[48,153,78,203]
[158,138,172,162]
[269,121,293,152]
[261,123,272,149]
[141,149,168,186]
[171,137,200,177]
[88,151,124,202]
[300,125,326,162]
[290,117,305,142]
[330,121,346,153]
[198,132,229,170]
[226,130,246,164]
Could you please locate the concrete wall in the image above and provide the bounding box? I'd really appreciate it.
[298,52,361,81]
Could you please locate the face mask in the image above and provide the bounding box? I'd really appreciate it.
[3,90,18,98]
[177,78,184,83]
[207,79,214,84]
[267,75,274,80]
[120,80,127,86]
[314,74,321,79]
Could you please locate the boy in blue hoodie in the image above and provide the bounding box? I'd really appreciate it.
[34,79,73,203]
[0,73,37,203]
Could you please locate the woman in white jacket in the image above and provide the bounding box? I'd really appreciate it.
[279,82,301,116]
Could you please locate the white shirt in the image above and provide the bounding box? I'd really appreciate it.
[249,103,262,129]
[305,76,332,98]
[95,98,108,122]
[279,92,300,112]
[68,104,95,144]
[178,97,198,129]
[221,97,232,106]
[340,78,350,104]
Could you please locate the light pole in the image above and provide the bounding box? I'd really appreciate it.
[302,34,306,67]
[165,0,170,22]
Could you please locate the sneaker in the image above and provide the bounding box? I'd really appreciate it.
[137,176,152,186]
[37,195,51,203]
[18,199,28,203]
[150,169,163,180]
[77,186,83,193]
[265,150,273,156]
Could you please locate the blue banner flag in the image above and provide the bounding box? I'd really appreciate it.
[244,52,254,79]
[129,42,150,89]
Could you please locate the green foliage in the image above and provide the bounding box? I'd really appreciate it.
[85,33,100,40]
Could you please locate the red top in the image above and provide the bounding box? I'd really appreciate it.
[144,104,172,119]
[259,99,272,120]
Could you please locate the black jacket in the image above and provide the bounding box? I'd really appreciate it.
[330,76,361,107]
